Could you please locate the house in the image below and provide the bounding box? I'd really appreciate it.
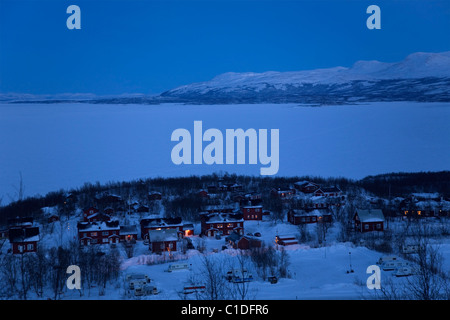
[47,215,60,223]
[207,185,218,194]
[227,232,262,250]
[8,226,40,254]
[182,224,195,237]
[241,205,263,220]
[275,235,298,246]
[104,207,115,215]
[96,192,122,205]
[8,216,33,228]
[353,209,385,233]
[201,213,244,237]
[314,186,342,198]
[242,192,263,206]
[148,191,162,201]
[197,190,209,198]
[77,220,120,246]
[148,229,179,253]
[83,207,99,221]
[270,188,295,199]
[136,205,150,213]
[230,183,244,192]
[294,181,320,194]
[120,225,138,243]
[140,217,184,240]
[287,208,332,225]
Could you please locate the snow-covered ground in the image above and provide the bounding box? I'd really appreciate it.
[1,101,449,203]
[23,211,448,300]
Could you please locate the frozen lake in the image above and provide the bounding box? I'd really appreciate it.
[1,101,449,203]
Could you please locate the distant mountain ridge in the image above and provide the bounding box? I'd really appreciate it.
[3,51,450,104]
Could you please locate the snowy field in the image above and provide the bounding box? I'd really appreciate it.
[1,101,449,203]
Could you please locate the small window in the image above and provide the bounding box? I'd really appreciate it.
[27,244,34,251]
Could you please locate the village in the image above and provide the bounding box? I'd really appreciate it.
[0,174,449,300]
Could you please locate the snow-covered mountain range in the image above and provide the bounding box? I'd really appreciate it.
[3,51,450,104]
[159,51,450,104]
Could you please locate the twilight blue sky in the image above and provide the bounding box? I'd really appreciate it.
[1,0,449,95]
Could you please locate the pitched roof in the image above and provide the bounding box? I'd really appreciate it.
[355,209,385,222]
[148,229,178,242]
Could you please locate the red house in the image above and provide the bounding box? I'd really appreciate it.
[148,191,162,201]
[120,225,138,243]
[197,190,209,198]
[83,207,99,221]
[241,206,263,220]
[148,229,179,253]
[140,217,183,240]
[275,235,298,246]
[270,188,295,199]
[77,221,120,246]
[353,209,385,232]
[314,186,342,198]
[9,226,40,254]
[287,209,332,225]
[294,181,320,194]
[201,213,244,237]
[227,232,262,250]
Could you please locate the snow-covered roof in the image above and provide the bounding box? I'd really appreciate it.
[77,221,120,232]
[120,225,138,235]
[355,209,385,222]
[203,212,244,223]
[148,229,178,242]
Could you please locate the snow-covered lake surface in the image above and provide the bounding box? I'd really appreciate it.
[1,102,449,202]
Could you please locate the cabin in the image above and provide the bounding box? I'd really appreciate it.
[226,232,262,250]
[241,192,263,206]
[148,229,179,253]
[136,205,150,213]
[182,224,195,237]
[287,208,332,225]
[294,181,320,194]
[77,221,120,246]
[201,213,244,237]
[8,226,40,254]
[313,186,342,198]
[140,217,184,240]
[120,225,138,243]
[96,193,122,205]
[104,207,115,215]
[47,215,60,223]
[148,191,162,201]
[353,209,385,233]
[275,235,298,246]
[83,207,99,221]
[241,205,263,220]
[270,188,295,199]
[197,190,209,198]
[230,183,244,192]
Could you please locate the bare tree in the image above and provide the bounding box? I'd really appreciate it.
[196,254,230,300]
